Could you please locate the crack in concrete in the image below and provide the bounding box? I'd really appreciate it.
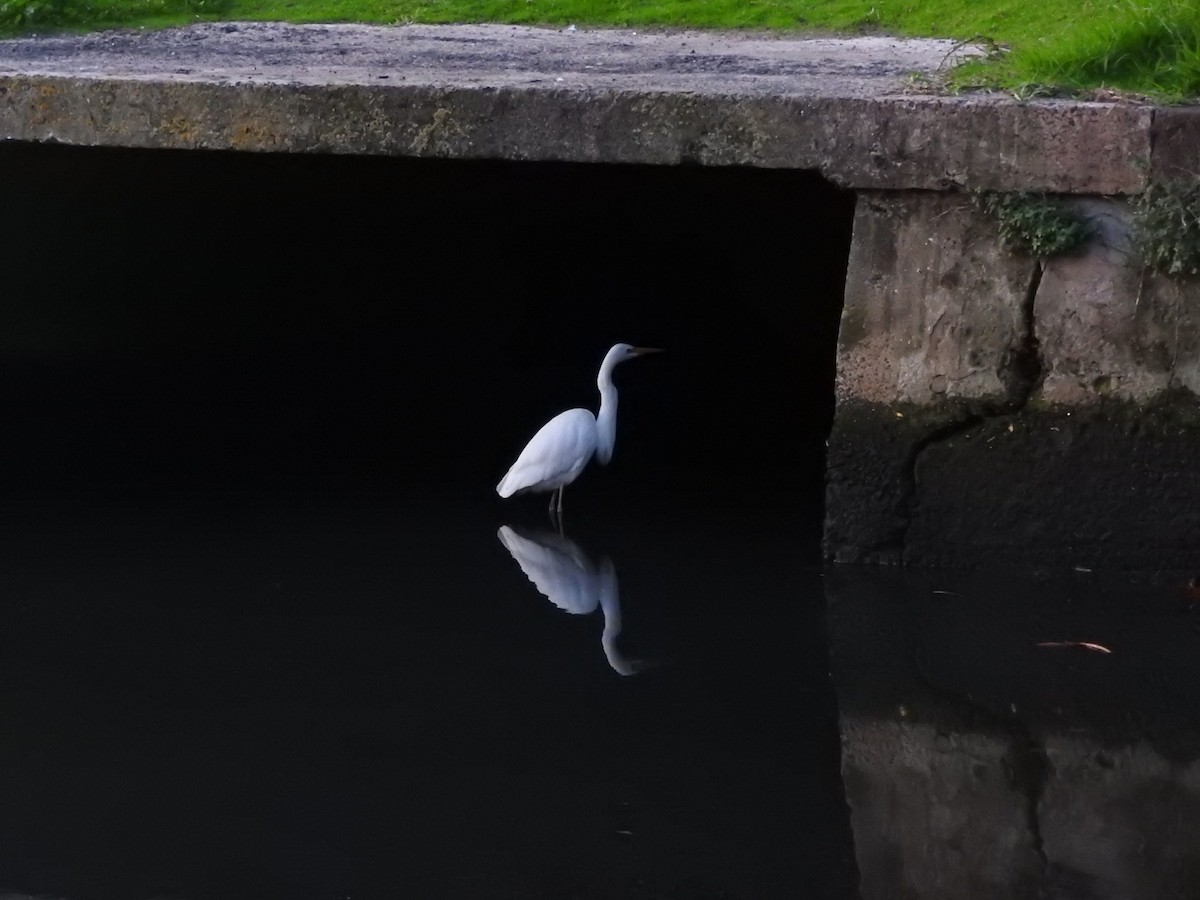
[910,655,1052,878]
[890,410,982,549]
[888,259,1047,561]
[1009,259,1046,407]
[1005,727,1051,873]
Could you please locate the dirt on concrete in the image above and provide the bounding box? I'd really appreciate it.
[0,21,979,97]
[0,22,1166,194]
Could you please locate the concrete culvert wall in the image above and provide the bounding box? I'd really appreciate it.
[825,190,1200,570]
[2,141,855,548]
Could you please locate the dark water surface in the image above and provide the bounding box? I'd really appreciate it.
[0,363,1197,900]
[7,484,1200,900]
[0,483,850,900]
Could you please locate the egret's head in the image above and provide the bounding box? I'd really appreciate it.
[607,343,665,366]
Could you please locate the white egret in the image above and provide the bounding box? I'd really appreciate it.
[496,343,663,517]
[497,524,651,676]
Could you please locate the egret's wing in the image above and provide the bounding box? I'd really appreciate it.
[497,525,599,614]
[497,408,598,497]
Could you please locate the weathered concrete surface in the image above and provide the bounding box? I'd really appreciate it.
[827,567,1200,899]
[834,192,1038,408]
[1036,200,1200,404]
[0,22,1172,193]
[826,191,1039,564]
[840,718,1045,900]
[0,22,984,93]
[843,716,1200,900]
[903,404,1200,569]
[832,193,1200,412]
[1040,738,1200,900]
[826,190,1200,568]
[1149,107,1200,182]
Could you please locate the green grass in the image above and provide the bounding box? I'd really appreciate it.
[2,0,1198,101]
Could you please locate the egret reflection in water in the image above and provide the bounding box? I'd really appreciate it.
[497,524,652,676]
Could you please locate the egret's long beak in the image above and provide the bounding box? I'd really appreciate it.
[632,347,665,356]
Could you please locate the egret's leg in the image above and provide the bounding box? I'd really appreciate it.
[548,488,560,516]
[554,488,567,535]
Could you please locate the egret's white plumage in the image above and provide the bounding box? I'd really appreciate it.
[496,524,598,615]
[496,343,662,515]
[497,524,650,676]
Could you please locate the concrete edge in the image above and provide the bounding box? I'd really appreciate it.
[0,74,1157,193]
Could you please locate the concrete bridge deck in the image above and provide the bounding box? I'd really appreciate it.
[0,21,976,94]
[1,22,1194,192]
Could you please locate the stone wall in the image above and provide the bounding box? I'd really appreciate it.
[826,190,1200,568]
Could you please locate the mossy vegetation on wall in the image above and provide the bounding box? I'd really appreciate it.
[976,182,1200,279]
[1130,178,1200,277]
[973,191,1092,259]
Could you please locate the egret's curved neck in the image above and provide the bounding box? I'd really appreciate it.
[594,355,620,465]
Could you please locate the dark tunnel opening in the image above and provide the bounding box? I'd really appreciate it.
[0,141,861,899]
[3,142,856,547]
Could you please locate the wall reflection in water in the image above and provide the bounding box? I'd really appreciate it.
[826,567,1200,900]
[498,524,653,676]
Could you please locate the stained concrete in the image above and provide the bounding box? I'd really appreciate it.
[834,192,1037,408]
[0,22,1178,192]
[826,189,1200,568]
[1036,200,1200,404]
